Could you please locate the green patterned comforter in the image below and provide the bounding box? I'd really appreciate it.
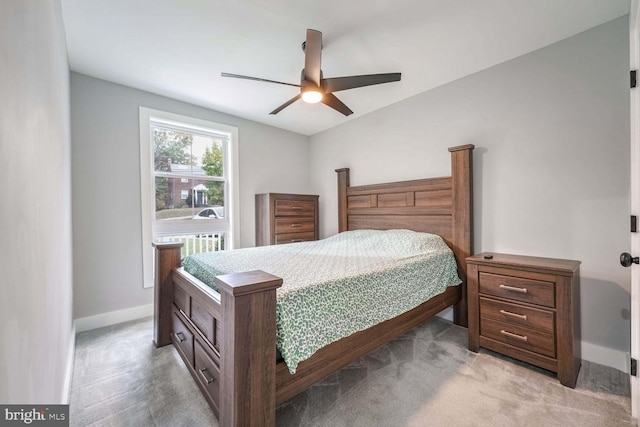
[182,229,461,374]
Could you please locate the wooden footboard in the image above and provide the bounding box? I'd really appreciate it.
[153,145,474,426]
[154,242,282,426]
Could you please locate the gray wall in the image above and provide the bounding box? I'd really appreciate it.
[71,73,309,318]
[0,0,74,403]
[309,18,631,358]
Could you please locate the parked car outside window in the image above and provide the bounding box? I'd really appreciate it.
[194,206,224,219]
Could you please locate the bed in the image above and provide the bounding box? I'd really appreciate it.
[153,144,474,427]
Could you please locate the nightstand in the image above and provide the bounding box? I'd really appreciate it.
[466,253,581,387]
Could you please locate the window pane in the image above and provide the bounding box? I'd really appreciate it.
[155,177,195,220]
[194,137,224,178]
[155,177,225,221]
[203,181,224,211]
[153,127,195,174]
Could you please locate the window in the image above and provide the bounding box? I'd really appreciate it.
[139,108,239,288]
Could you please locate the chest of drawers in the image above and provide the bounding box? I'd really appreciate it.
[467,253,581,387]
[255,193,319,246]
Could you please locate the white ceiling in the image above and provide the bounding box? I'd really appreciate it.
[61,0,630,136]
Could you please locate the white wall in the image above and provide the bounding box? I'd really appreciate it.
[70,73,309,319]
[309,17,631,366]
[0,0,74,403]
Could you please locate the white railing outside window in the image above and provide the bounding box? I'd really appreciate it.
[156,233,226,258]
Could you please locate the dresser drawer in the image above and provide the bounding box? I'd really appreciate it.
[274,231,316,245]
[479,272,555,308]
[275,217,315,234]
[195,340,220,414]
[479,297,555,336]
[275,200,316,217]
[481,317,555,358]
[172,310,194,366]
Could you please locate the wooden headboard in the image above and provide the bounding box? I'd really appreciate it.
[335,144,474,326]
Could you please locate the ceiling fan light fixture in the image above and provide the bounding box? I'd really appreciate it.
[221,29,401,116]
[301,89,323,104]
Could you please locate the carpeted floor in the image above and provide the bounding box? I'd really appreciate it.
[70,316,635,426]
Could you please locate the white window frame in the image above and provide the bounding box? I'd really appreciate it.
[180,189,189,200]
[139,107,240,288]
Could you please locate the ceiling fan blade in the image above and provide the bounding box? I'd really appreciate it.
[322,93,353,116]
[270,94,302,115]
[304,29,322,86]
[221,72,301,88]
[322,73,401,93]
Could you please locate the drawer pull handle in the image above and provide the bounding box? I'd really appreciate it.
[174,332,186,343]
[199,368,215,384]
[291,239,303,243]
[500,330,528,342]
[291,206,303,210]
[499,284,528,294]
[291,223,302,227]
[499,310,528,321]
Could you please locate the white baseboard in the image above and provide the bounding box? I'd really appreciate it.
[61,323,76,404]
[74,304,153,334]
[581,341,629,373]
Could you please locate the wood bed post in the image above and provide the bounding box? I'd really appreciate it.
[153,242,183,347]
[215,271,283,427]
[448,144,474,327]
[336,168,350,233]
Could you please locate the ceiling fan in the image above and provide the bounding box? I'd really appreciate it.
[221,29,401,116]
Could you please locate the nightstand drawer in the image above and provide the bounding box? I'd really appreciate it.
[275,200,316,217]
[275,217,315,234]
[481,317,555,358]
[479,297,555,335]
[479,272,555,308]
